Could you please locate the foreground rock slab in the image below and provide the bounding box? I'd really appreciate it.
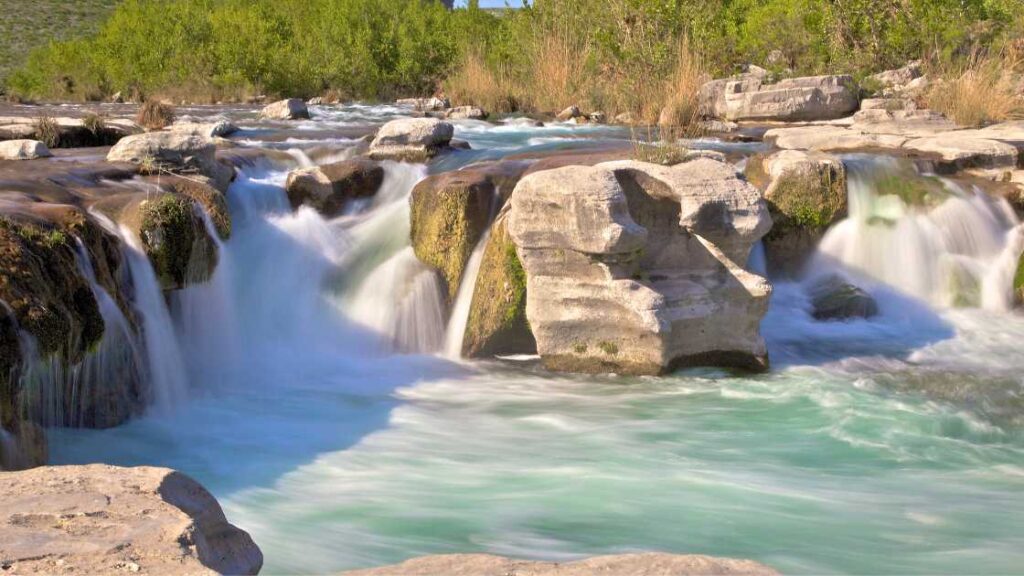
[0,464,263,575]
[341,553,778,576]
[508,158,772,375]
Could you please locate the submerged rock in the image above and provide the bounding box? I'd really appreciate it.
[285,158,385,217]
[0,139,52,160]
[369,118,454,162]
[508,158,772,375]
[700,74,859,122]
[747,150,847,278]
[0,464,262,575]
[807,275,879,321]
[463,207,535,358]
[106,132,234,191]
[259,98,310,120]
[341,553,778,576]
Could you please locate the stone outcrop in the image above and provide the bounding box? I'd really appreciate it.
[259,98,310,120]
[699,74,859,122]
[369,118,454,162]
[507,158,772,375]
[463,206,535,357]
[106,132,234,192]
[746,150,847,278]
[446,106,489,120]
[0,116,142,147]
[285,158,385,217]
[0,139,52,160]
[0,464,263,575]
[341,553,778,576]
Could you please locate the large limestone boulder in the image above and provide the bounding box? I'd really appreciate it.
[746,150,847,278]
[463,207,535,358]
[106,132,234,192]
[285,158,385,217]
[342,553,778,576]
[508,158,772,375]
[259,98,310,120]
[0,465,262,575]
[369,118,454,162]
[700,74,859,122]
[0,139,52,160]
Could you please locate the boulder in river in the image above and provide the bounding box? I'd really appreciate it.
[0,464,263,575]
[746,149,847,278]
[463,206,536,358]
[446,105,489,120]
[259,98,310,120]
[508,158,773,375]
[170,119,238,138]
[369,118,454,162]
[807,274,879,321]
[341,552,778,576]
[0,139,52,160]
[285,158,385,217]
[106,132,234,192]
[556,105,582,121]
[699,74,859,122]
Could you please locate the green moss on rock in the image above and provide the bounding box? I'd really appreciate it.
[462,212,536,358]
[139,194,218,290]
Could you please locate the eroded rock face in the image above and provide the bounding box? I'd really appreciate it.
[106,132,234,191]
[746,150,847,278]
[285,158,385,217]
[341,552,778,576]
[259,98,310,120]
[369,118,454,161]
[0,139,52,160]
[700,74,859,122]
[508,158,772,375]
[0,464,263,575]
[463,207,535,358]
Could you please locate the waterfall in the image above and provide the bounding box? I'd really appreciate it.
[809,156,1023,310]
[119,225,190,413]
[443,229,492,358]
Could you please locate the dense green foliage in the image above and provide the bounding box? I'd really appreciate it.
[6,0,1023,102]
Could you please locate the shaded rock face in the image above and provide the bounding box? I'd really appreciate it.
[0,140,52,160]
[285,158,385,217]
[341,552,778,576]
[808,275,879,320]
[746,150,847,278]
[410,170,498,302]
[106,132,234,192]
[0,206,143,468]
[700,74,859,122]
[508,158,773,375]
[463,207,536,358]
[0,464,263,575]
[369,118,454,162]
[259,98,310,120]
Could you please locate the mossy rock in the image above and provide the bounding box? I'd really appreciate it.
[410,170,495,303]
[1015,253,1024,306]
[463,211,536,358]
[164,175,232,240]
[138,194,218,290]
[872,172,949,208]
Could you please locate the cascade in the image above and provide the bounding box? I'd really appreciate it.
[443,229,492,359]
[808,156,1023,309]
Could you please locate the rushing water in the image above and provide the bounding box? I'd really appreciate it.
[47,105,1024,574]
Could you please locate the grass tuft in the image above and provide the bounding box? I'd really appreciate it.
[924,49,1024,127]
[136,99,175,131]
[32,115,60,148]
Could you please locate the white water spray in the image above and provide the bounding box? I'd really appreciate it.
[443,229,492,358]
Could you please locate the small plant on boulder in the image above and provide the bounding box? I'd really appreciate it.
[33,116,61,148]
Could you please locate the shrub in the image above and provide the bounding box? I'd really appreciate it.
[136,99,175,131]
[33,115,61,148]
[82,112,105,135]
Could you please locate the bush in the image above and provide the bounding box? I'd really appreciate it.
[32,115,60,148]
[136,99,175,131]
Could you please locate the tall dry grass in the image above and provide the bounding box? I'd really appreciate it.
[925,48,1024,127]
[444,52,520,114]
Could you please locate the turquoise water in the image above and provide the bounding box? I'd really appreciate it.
[47,105,1024,574]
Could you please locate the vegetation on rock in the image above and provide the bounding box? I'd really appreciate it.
[138,194,218,290]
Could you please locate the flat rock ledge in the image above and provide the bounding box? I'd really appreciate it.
[0,464,263,575]
[341,553,779,576]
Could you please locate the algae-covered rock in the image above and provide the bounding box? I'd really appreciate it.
[748,150,847,278]
[463,208,536,358]
[161,175,232,240]
[410,170,498,302]
[136,194,219,290]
